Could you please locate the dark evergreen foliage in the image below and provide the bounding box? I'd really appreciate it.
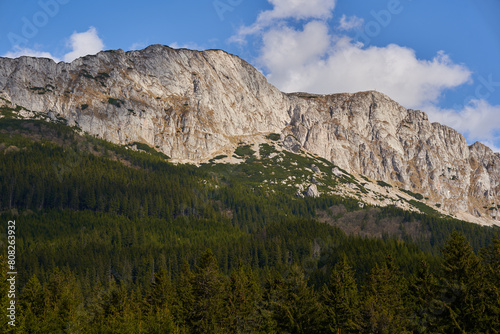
[1,117,499,332]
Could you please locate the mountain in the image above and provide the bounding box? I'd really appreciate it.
[0,44,498,225]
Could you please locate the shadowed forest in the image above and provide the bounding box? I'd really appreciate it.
[1,116,499,333]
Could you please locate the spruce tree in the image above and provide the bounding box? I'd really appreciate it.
[408,260,439,333]
[146,268,177,333]
[271,265,325,334]
[436,231,485,333]
[189,250,228,333]
[358,255,409,333]
[226,264,262,333]
[173,261,195,331]
[322,255,359,333]
[479,236,500,333]
[18,274,46,333]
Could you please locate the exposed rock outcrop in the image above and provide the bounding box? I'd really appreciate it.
[0,45,498,225]
[306,184,320,198]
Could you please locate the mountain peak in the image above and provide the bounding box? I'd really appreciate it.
[0,45,498,225]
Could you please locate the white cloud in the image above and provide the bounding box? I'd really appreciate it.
[260,0,336,21]
[260,21,331,75]
[231,0,499,148]
[262,32,471,107]
[338,14,364,31]
[3,46,60,62]
[232,0,336,42]
[4,27,105,62]
[426,100,500,152]
[63,27,104,62]
[233,0,471,108]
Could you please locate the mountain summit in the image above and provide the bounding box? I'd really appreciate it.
[0,44,498,225]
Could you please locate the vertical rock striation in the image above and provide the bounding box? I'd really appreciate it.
[0,45,498,224]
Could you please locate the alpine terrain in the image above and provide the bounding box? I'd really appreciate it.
[0,44,498,226]
[1,45,500,333]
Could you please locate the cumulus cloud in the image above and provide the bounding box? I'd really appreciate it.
[262,29,471,107]
[2,27,104,63]
[259,0,336,21]
[3,46,60,62]
[260,21,331,75]
[426,100,500,152]
[232,0,471,108]
[63,27,104,62]
[338,14,364,31]
[232,0,336,42]
[229,0,500,148]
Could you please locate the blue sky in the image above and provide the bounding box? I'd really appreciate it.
[1,0,499,151]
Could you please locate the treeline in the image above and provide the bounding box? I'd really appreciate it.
[1,120,497,250]
[10,210,436,293]
[1,232,499,333]
[1,118,500,332]
[0,121,355,227]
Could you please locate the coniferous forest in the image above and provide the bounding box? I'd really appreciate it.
[1,113,500,333]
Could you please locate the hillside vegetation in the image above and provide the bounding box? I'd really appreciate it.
[1,114,499,333]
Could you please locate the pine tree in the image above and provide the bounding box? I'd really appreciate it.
[189,250,228,333]
[322,255,359,333]
[435,231,486,333]
[358,255,409,333]
[173,261,195,331]
[43,267,84,332]
[271,265,325,334]
[259,271,282,333]
[146,268,177,333]
[478,236,500,332]
[18,274,46,333]
[96,280,131,333]
[226,264,262,333]
[408,260,439,333]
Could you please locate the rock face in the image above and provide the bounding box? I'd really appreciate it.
[0,44,498,224]
[282,92,500,223]
[305,184,320,198]
[0,45,289,161]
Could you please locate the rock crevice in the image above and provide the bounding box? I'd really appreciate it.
[0,45,498,224]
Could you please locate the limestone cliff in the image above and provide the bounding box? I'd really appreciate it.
[0,45,498,224]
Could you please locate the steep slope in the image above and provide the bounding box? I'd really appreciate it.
[283,91,500,224]
[0,45,289,161]
[0,45,498,225]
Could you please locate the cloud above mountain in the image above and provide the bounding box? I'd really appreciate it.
[232,0,336,40]
[63,27,104,62]
[3,47,59,61]
[3,27,104,63]
[426,100,500,152]
[231,0,500,151]
[233,0,470,109]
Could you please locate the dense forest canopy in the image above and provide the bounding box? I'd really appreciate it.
[0,110,499,333]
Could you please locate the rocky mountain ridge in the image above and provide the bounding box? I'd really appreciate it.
[0,44,498,225]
